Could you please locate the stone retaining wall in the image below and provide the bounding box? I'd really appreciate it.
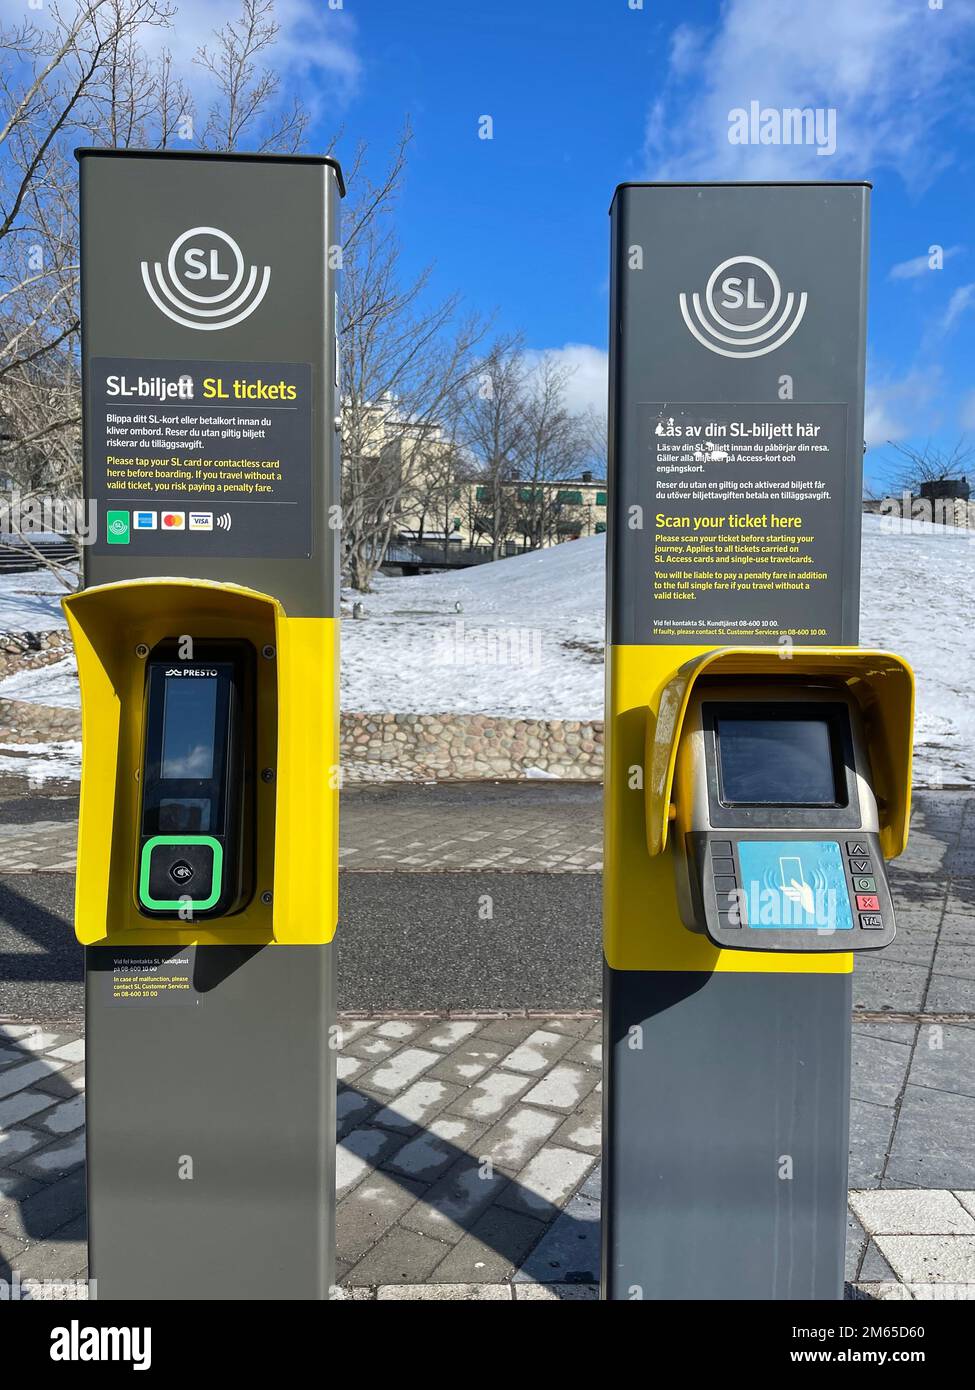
[0,699,80,744]
[0,632,605,781]
[0,630,71,679]
[340,712,604,781]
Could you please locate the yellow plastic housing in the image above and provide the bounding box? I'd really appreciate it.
[63,578,338,947]
[645,646,915,859]
[603,644,915,975]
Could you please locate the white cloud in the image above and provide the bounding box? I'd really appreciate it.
[645,0,975,187]
[960,391,975,432]
[864,367,942,448]
[941,284,975,332]
[524,344,608,418]
[889,246,964,281]
[47,0,361,129]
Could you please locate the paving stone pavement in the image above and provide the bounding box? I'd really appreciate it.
[0,783,609,874]
[1,783,971,881]
[1,1015,974,1300]
[0,783,971,1296]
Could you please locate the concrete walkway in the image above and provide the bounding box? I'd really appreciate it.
[1,1014,973,1300]
[0,780,972,1298]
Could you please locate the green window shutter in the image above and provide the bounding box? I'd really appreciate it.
[596,492,607,506]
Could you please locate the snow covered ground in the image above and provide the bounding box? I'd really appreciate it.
[0,656,78,708]
[0,569,70,630]
[0,741,81,786]
[0,514,971,786]
[339,511,974,787]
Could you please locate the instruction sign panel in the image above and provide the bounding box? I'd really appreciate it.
[642,402,849,643]
[98,950,202,1007]
[89,356,312,556]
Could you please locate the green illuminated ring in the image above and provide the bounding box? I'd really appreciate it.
[139,835,223,912]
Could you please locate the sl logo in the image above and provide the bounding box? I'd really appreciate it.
[678,255,807,358]
[141,226,270,331]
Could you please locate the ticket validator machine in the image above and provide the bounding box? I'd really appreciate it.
[66,150,343,1299]
[603,183,915,1299]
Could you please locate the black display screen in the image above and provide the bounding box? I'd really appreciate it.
[716,715,841,807]
[160,676,218,780]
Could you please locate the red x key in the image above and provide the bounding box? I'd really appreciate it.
[856,894,880,912]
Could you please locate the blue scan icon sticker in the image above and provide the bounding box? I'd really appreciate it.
[736,840,854,932]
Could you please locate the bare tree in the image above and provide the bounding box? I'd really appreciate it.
[882,438,974,496]
[0,0,178,580]
[460,339,528,561]
[405,438,469,552]
[340,135,489,591]
[2,6,483,598]
[514,355,592,549]
[195,0,306,153]
[0,0,319,584]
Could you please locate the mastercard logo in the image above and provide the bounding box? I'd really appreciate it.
[162,512,185,529]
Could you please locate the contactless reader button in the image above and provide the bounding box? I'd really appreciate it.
[855,893,880,912]
[145,839,216,907]
[852,875,876,892]
[849,858,871,874]
[847,841,869,856]
[860,913,884,929]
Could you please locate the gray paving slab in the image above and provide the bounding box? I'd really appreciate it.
[850,1030,913,1107]
[925,974,975,1014]
[860,1240,899,1283]
[475,1104,562,1175]
[885,1086,975,1189]
[550,1096,602,1154]
[851,958,930,1014]
[383,1115,487,1184]
[345,1224,451,1287]
[335,1171,425,1267]
[846,1211,868,1280]
[0,1167,85,1242]
[424,1040,509,1085]
[399,1156,511,1245]
[931,940,975,981]
[848,1099,898,1188]
[514,1187,600,1285]
[908,1023,975,1099]
[494,1144,595,1219]
[429,1205,546,1284]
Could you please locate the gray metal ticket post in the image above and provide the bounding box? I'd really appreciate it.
[602,182,914,1299]
[66,150,344,1299]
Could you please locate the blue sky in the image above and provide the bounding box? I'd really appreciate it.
[179,0,975,490]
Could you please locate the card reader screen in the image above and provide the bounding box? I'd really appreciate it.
[160,676,218,780]
[716,715,840,807]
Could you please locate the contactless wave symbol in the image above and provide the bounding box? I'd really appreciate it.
[141,226,270,332]
[216,512,232,531]
[678,255,807,359]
